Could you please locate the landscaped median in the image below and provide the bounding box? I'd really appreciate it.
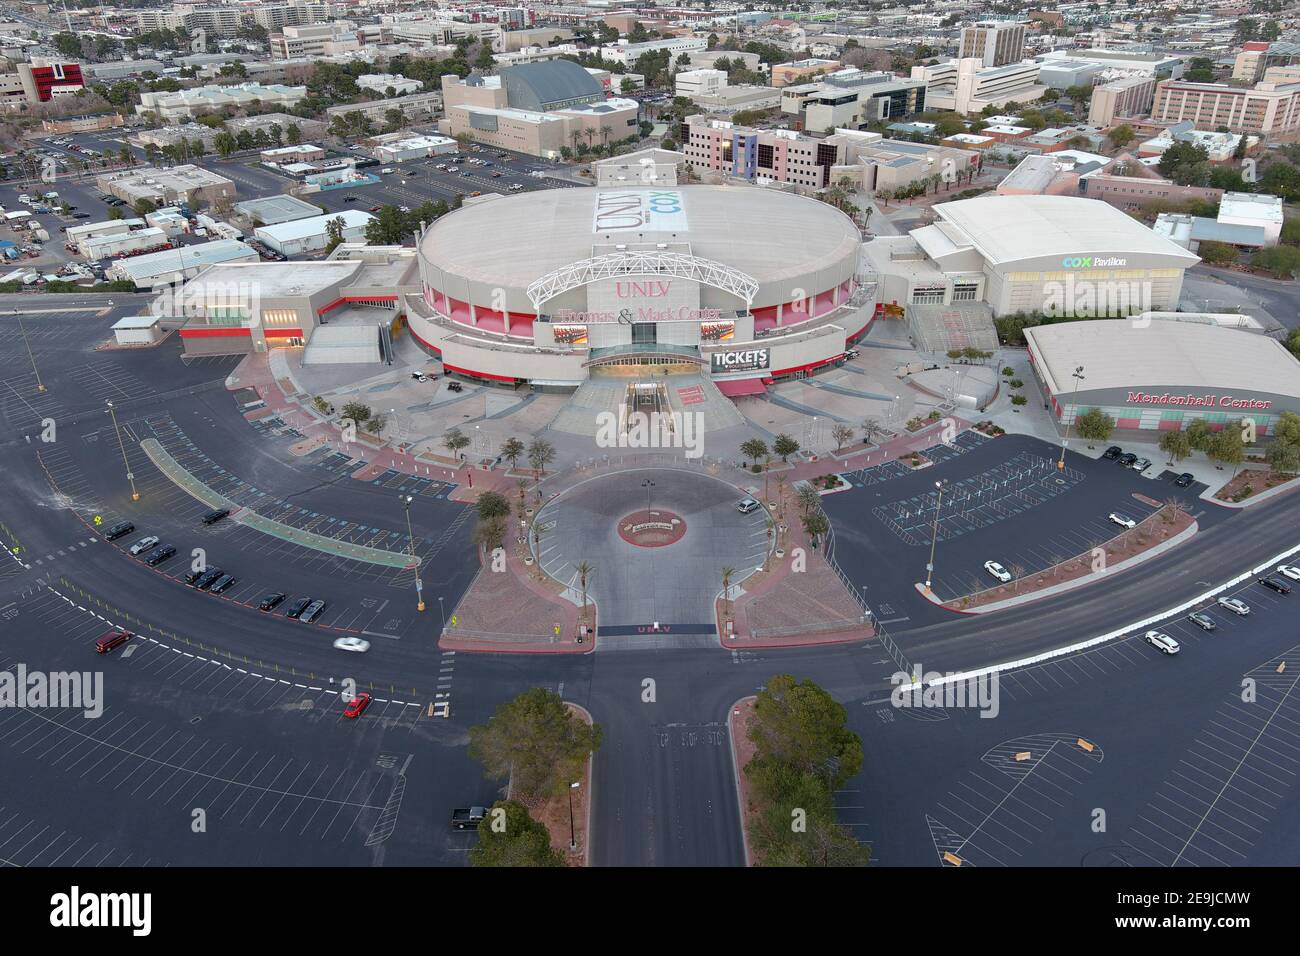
[729,677,870,867]
[926,500,1197,614]
[140,438,415,569]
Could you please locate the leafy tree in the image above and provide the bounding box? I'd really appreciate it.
[1074,408,1115,446]
[527,438,556,477]
[1252,244,1300,276]
[1197,240,1237,265]
[1208,426,1245,476]
[341,401,372,424]
[132,197,157,217]
[740,437,769,467]
[1159,429,1192,465]
[323,215,346,253]
[501,437,525,471]
[1185,419,1213,453]
[1108,124,1135,148]
[443,426,471,457]
[773,434,800,462]
[1267,439,1300,474]
[801,510,829,546]
[468,688,602,803]
[831,423,855,449]
[476,491,511,522]
[469,800,565,867]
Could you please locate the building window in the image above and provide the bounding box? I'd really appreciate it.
[952,282,978,301]
[910,287,946,304]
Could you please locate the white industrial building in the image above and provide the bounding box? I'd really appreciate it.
[371,134,458,163]
[110,314,165,346]
[866,194,1200,317]
[253,210,374,256]
[106,239,260,289]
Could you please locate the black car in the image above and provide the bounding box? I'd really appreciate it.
[201,507,231,525]
[1117,452,1137,467]
[194,567,224,590]
[145,545,176,566]
[105,520,135,541]
[1174,472,1195,487]
[1187,611,1217,631]
[259,592,286,612]
[1102,446,1122,461]
[209,574,236,594]
[73,213,91,219]
[285,597,312,619]
[447,381,464,392]
[183,567,206,585]
[1259,576,1293,594]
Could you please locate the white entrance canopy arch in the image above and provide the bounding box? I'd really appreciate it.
[526,251,759,313]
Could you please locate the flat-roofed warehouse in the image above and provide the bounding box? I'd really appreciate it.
[1025,319,1300,436]
[867,194,1200,316]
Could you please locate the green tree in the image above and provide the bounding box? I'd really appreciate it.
[1209,426,1246,476]
[341,401,372,424]
[467,688,602,803]
[476,490,511,522]
[469,800,565,867]
[1159,429,1192,466]
[213,131,238,157]
[323,215,346,253]
[740,437,769,467]
[443,426,471,458]
[1186,419,1213,453]
[1074,408,1115,447]
[1267,439,1300,474]
[773,434,800,462]
[501,437,525,471]
[132,197,157,217]
[527,438,556,477]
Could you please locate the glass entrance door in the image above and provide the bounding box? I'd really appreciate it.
[631,322,657,345]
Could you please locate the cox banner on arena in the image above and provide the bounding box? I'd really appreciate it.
[592,190,688,233]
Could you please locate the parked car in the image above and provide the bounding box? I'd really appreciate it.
[105,521,135,541]
[1145,630,1180,655]
[1217,596,1251,616]
[983,560,1012,583]
[285,597,312,619]
[1107,513,1137,529]
[451,806,487,829]
[1259,575,1292,594]
[1187,611,1217,631]
[259,592,286,611]
[736,498,761,514]
[343,693,371,718]
[1174,472,1195,487]
[1275,565,1300,582]
[1117,452,1137,467]
[129,535,159,555]
[447,381,464,393]
[209,574,236,594]
[299,599,326,623]
[95,629,133,654]
[145,544,176,566]
[1131,457,1152,472]
[1102,446,1122,461]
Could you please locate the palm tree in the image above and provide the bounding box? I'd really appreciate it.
[599,124,613,147]
[721,566,736,619]
[797,484,821,518]
[763,518,775,570]
[583,128,597,150]
[775,474,788,519]
[575,560,594,619]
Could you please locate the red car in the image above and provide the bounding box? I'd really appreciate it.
[344,693,371,719]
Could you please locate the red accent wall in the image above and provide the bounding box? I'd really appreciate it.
[264,328,303,339]
[179,327,251,339]
[29,63,83,101]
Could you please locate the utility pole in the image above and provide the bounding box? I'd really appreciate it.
[401,494,425,611]
[924,479,947,592]
[1058,365,1085,470]
[106,401,139,501]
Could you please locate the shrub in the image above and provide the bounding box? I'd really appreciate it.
[1001,366,1014,376]
[1010,395,1028,406]
[1009,378,1024,389]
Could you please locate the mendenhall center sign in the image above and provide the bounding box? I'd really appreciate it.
[1125,391,1273,410]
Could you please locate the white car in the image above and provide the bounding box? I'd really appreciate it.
[1131,457,1152,472]
[1108,513,1137,529]
[509,183,523,191]
[983,560,1012,583]
[1145,630,1180,655]
[332,637,370,653]
[128,535,159,555]
[1277,565,1300,582]
[1217,597,1251,616]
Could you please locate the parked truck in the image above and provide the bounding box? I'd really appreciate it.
[451,806,487,830]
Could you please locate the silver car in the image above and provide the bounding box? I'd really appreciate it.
[129,535,159,555]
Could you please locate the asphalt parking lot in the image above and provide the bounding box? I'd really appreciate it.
[848,570,1300,866]
[0,583,482,866]
[823,432,1219,624]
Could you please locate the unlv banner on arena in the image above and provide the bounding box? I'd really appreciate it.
[592,190,688,233]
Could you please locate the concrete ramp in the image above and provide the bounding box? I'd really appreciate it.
[303,325,382,366]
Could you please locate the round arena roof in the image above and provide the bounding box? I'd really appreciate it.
[420,185,861,299]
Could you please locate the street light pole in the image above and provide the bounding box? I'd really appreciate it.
[106,401,139,501]
[568,780,580,851]
[924,479,947,592]
[1058,365,1085,470]
[438,595,445,632]
[642,478,654,516]
[401,494,425,611]
[16,313,44,392]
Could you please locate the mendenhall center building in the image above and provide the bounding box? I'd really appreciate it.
[1025,319,1300,437]
[403,185,872,395]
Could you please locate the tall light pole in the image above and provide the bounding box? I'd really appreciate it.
[568,780,580,851]
[1058,365,1085,470]
[641,477,655,515]
[106,401,139,501]
[924,479,947,593]
[16,313,44,392]
[401,494,425,611]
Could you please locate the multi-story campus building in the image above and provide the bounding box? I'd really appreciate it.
[912,58,1045,115]
[959,20,1027,68]
[1150,76,1300,136]
[779,68,926,133]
